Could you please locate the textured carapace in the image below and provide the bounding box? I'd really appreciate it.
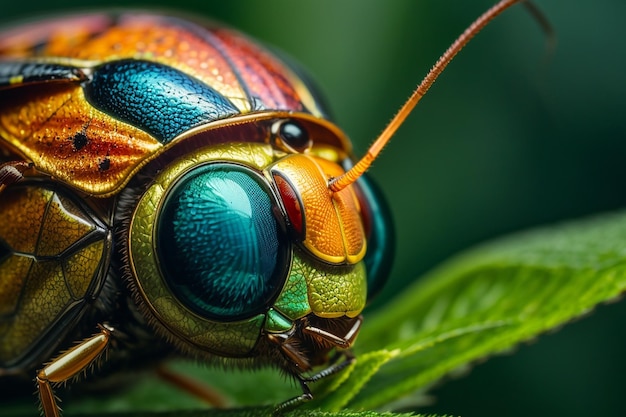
[0,1,544,415]
[0,10,394,416]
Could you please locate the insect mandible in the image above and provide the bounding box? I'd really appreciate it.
[0,0,546,415]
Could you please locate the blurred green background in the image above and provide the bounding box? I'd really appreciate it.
[2,1,625,416]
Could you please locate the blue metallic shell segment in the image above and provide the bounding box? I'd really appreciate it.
[0,61,87,89]
[156,163,289,321]
[84,59,240,143]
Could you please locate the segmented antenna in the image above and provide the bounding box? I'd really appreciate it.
[329,0,552,192]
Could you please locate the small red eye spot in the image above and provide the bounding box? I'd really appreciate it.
[274,174,303,236]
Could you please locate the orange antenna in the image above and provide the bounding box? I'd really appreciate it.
[329,0,551,192]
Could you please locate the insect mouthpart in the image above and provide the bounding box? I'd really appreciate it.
[0,1,550,415]
[264,314,363,411]
[267,313,362,371]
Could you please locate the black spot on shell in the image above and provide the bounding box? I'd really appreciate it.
[72,132,89,151]
[98,158,110,171]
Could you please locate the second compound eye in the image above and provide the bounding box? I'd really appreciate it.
[272,120,311,153]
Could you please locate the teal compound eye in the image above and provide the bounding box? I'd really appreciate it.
[156,163,289,322]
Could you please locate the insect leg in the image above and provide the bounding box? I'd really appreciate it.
[0,161,31,193]
[36,324,113,417]
[274,349,356,413]
[273,376,314,414]
[302,349,355,384]
[155,364,228,408]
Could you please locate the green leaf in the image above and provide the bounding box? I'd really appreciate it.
[338,211,626,410]
[61,409,423,417]
[307,350,401,412]
[6,212,626,416]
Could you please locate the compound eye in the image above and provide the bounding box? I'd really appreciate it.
[157,163,288,321]
[271,120,311,153]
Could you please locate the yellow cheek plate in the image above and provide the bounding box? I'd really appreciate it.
[269,251,367,322]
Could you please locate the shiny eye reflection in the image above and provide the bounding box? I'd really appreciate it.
[157,163,288,321]
[271,119,311,153]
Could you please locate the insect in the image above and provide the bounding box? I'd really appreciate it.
[0,1,544,415]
